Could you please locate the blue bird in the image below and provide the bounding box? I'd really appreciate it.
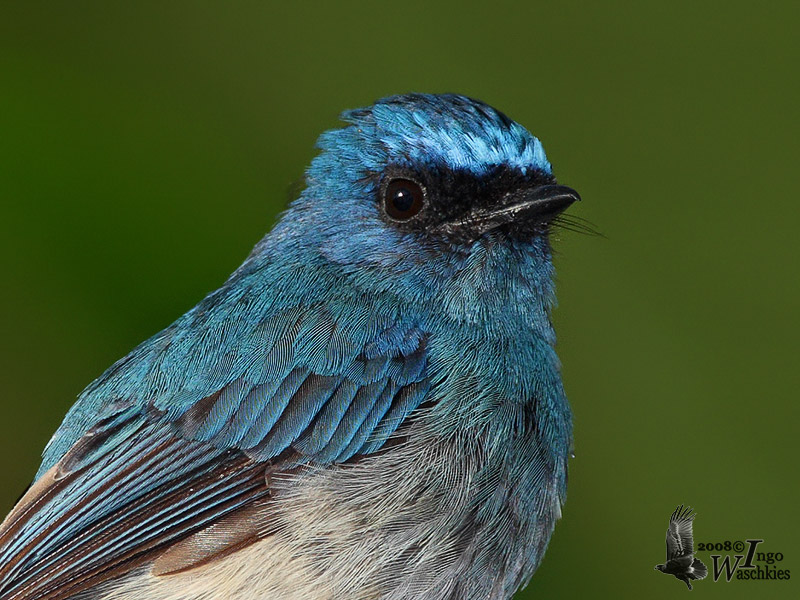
[0,93,578,600]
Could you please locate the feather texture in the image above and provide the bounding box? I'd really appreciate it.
[0,298,430,599]
[0,93,575,600]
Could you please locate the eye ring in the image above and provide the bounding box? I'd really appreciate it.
[382,178,426,221]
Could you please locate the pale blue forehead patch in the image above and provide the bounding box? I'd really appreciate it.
[341,94,552,176]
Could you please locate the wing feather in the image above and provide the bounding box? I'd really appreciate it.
[0,297,430,600]
[665,505,697,560]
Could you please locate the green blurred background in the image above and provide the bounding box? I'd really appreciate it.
[1,2,797,598]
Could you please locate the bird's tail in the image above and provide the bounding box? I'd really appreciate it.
[689,557,708,580]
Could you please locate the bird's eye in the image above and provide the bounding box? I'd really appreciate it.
[383,178,425,221]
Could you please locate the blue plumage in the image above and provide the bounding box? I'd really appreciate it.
[0,93,578,600]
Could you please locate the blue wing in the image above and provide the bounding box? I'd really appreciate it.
[0,277,430,600]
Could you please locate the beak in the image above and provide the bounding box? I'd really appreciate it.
[440,184,581,238]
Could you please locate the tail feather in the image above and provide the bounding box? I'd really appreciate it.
[689,557,708,580]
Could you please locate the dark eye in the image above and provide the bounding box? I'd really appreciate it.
[383,178,425,221]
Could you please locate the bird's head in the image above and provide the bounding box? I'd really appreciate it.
[271,93,579,327]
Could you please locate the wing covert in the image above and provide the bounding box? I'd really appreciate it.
[0,296,431,600]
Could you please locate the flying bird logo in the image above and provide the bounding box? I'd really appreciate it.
[655,505,708,590]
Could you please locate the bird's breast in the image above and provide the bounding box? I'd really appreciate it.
[94,421,565,600]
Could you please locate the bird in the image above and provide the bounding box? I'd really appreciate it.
[655,505,708,590]
[0,93,579,600]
